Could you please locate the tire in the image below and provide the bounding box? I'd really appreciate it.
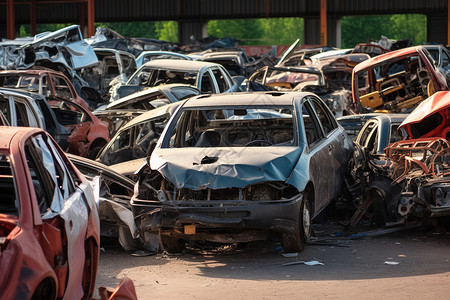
[31,278,56,300]
[161,235,185,254]
[87,145,103,160]
[118,226,140,252]
[372,189,388,226]
[282,193,312,253]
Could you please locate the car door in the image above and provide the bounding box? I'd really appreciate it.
[301,97,334,215]
[304,95,347,212]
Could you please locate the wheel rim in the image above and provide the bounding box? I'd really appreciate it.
[303,200,311,240]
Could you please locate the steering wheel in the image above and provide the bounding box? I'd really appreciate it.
[244,139,273,147]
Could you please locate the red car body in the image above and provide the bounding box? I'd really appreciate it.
[0,127,99,300]
[352,46,448,114]
[398,90,450,140]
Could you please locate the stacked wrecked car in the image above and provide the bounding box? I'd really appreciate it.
[350,91,450,226]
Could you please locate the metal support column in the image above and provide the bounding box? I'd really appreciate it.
[320,0,327,46]
[30,0,37,35]
[6,0,15,39]
[87,0,95,38]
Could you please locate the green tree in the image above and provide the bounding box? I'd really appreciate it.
[341,14,427,48]
[260,18,304,45]
[155,21,178,42]
[208,19,264,45]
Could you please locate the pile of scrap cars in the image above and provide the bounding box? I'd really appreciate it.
[2,23,450,297]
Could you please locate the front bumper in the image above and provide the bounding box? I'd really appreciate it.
[131,194,303,241]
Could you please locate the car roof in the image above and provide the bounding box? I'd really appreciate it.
[370,113,410,124]
[353,46,424,73]
[182,91,304,108]
[107,83,198,109]
[0,126,42,150]
[140,59,222,71]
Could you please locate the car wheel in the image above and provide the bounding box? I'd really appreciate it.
[87,145,103,160]
[31,278,56,300]
[372,189,388,226]
[161,234,185,254]
[118,226,141,252]
[282,193,311,253]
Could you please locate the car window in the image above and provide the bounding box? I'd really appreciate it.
[166,106,295,148]
[15,100,39,127]
[171,87,200,101]
[309,96,337,136]
[51,101,91,125]
[121,55,137,77]
[211,68,230,93]
[0,153,18,216]
[25,133,76,216]
[51,75,75,100]
[390,124,401,144]
[301,101,323,146]
[200,72,215,93]
[0,94,40,127]
[358,121,376,146]
[442,49,450,68]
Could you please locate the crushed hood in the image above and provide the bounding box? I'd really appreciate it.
[150,146,303,190]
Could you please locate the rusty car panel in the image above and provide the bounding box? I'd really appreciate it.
[0,127,99,299]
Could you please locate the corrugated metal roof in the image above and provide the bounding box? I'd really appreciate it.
[4,0,447,24]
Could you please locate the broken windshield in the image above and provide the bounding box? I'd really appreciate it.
[165,106,296,148]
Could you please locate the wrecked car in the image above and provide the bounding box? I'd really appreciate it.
[337,113,381,141]
[112,59,240,100]
[0,88,70,149]
[398,90,450,140]
[131,92,354,253]
[81,48,137,102]
[349,94,450,226]
[352,46,448,114]
[0,69,91,110]
[0,88,109,158]
[96,101,182,178]
[249,65,352,116]
[0,127,99,299]
[93,109,144,137]
[135,51,192,68]
[67,153,141,251]
[50,98,110,158]
[0,25,97,71]
[192,48,253,77]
